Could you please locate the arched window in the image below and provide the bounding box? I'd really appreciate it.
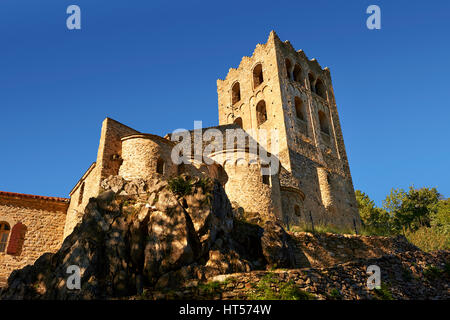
[0,222,10,253]
[318,110,330,135]
[78,182,85,206]
[231,82,241,105]
[233,117,243,128]
[294,97,305,121]
[308,73,315,92]
[256,100,267,126]
[294,205,301,217]
[253,63,264,88]
[315,79,327,99]
[293,64,303,83]
[285,59,292,80]
[156,158,165,174]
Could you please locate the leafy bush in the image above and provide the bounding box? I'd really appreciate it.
[168,176,194,196]
[422,265,443,281]
[327,288,342,300]
[373,282,394,300]
[168,176,212,197]
[247,273,315,300]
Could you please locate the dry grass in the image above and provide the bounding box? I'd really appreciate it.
[405,227,449,252]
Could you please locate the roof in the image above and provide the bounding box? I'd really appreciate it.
[0,191,69,203]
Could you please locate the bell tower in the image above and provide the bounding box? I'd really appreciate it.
[217,31,361,229]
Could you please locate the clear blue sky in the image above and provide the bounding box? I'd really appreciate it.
[0,0,449,206]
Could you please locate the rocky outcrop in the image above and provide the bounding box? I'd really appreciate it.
[1,174,448,300]
[0,175,294,300]
[136,250,450,300]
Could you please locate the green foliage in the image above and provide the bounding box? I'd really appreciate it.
[355,186,449,251]
[198,281,222,294]
[383,186,441,232]
[196,177,212,193]
[168,176,195,196]
[356,190,392,235]
[401,267,414,281]
[444,263,450,277]
[327,288,342,300]
[247,273,315,300]
[373,282,394,300]
[168,176,212,197]
[422,265,443,281]
[430,198,450,235]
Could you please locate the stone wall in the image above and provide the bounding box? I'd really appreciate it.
[119,134,177,180]
[65,118,140,238]
[0,192,68,283]
[209,149,282,222]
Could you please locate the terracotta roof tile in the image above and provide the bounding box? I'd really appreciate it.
[0,191,69,203]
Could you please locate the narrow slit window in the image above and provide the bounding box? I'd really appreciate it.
[156,158,165,174]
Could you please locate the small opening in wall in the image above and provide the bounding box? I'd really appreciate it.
[318,110,330,135]
[308,73,315,92]
[78,182,85,206]
[294,97,305,121]
[233,117,243,128]
[261,165,271,185]
[294,205,301,217]
[293,64,303,84]
[262,174,270,185]
[253,63,264,88]
[256,100,267,126]
[285,59,292,80]
[0,222,10,253]
[156,158,165,174]
[231,82,241,105]
[315,78,327,99]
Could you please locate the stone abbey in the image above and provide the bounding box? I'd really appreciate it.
[0,31,361,284]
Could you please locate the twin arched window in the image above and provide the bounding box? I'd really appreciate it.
[0,222,10,253]
[285,59,304,85]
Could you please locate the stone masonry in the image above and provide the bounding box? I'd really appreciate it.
[0,31,362,284]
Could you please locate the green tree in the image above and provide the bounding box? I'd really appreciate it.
[383,186,441,232]
[430,198,450,235]
[355,190,392,235]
